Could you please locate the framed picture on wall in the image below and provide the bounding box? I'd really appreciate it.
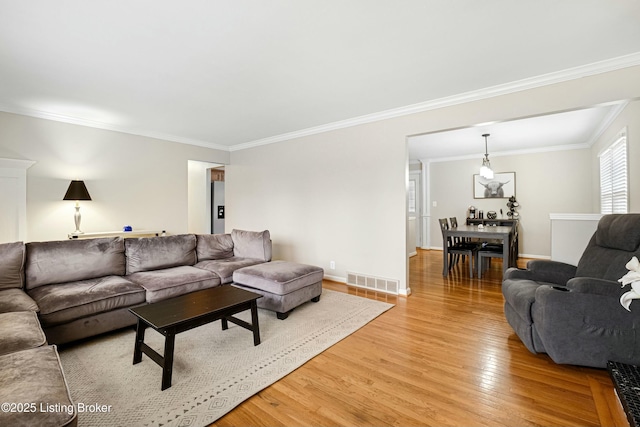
[473,172,516,199]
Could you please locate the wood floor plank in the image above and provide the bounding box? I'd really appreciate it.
[211,250,626,426]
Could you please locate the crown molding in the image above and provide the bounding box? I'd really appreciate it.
[426,142,592,164]
[0,104,230,152]
[1,53,639,153]
[231,52,640,152]
[0,158,36,169]
[584,100,629,147]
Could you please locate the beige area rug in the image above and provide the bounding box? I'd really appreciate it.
[58,289,394,427]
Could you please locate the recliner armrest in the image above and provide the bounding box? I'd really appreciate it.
[503,267,534,281]
[566,276,626,298]
[533,283,640,367]
[503,260,577,286]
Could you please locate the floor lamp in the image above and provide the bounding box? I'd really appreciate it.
[63,180,92,235]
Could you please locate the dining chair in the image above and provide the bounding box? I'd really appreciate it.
[449,217,463,245]
[477,245,504,279]
[508,227,519,268]
[448,216,462,260]
[450,216,482,261]
[477,228,518,277]
[439,218,476,278]
[449,216,478,251]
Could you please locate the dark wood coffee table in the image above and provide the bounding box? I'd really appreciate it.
[129,285,262,390]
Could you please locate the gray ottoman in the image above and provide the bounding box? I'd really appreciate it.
[233,261,323,319]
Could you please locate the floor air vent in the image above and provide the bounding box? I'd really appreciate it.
[346,271,399,295]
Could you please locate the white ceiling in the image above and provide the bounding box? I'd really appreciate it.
[408,102,626,161]
[1,1,640,152]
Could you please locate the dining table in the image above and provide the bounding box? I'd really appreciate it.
[442,224,517,278]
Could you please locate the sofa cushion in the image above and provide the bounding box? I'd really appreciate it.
[231,229,272,261]
[25,237,125,290]
[0,288,38,313]
[196,233,234,261]
[0,311,47,356]
[28,276,146,327]
[577,240,640,282]
[232,261,324,295]
[126,265,220,303]
[576,214,640,281]
[125,234,196,274]
[595,214,640,252]
[0,241,25,290]
[195,257,268,284]
[0,345,77,427]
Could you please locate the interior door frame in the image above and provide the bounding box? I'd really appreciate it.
[409,170,422,248]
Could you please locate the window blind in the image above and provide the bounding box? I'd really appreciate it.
[600,129,628,214]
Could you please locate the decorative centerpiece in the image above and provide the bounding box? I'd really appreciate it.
[619,256,640,311]
[506,196,519,219]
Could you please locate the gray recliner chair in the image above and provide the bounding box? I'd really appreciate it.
[502,214,640,368]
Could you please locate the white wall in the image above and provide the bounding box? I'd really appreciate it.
[429,147,592,257]
[0,112,229,242]
[227,123,408,291]
[590,100,640,212]
[227,65,640,295]
[550,214,602,264]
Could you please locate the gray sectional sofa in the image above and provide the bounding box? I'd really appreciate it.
[30,229,271,344]
[0,229,272,427]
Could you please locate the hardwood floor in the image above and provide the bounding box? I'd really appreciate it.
[212,250,628,426]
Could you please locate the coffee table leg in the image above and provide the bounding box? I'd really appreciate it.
[161,331,175,391]
[133,319,147,365]
[251,301,260,346]
[221,317,228,330]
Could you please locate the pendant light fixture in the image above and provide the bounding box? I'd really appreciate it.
[479,133,494,179]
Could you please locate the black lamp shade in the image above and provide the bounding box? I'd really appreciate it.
[63,180,92,201]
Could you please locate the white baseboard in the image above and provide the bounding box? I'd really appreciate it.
[323,274,346,283]
[519,253,550,260]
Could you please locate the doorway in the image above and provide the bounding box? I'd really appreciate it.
[409,169,422,251]
[211,167,225,234]
[187,160,225,234]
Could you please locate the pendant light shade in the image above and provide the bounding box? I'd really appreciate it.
[479,133,494,180]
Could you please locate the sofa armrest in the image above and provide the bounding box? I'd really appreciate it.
[566,277,626,298]
[503,260,577,285]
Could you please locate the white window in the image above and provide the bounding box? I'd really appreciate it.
[599,128,628,214]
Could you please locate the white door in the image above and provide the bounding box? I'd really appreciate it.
[409,171,422,247]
